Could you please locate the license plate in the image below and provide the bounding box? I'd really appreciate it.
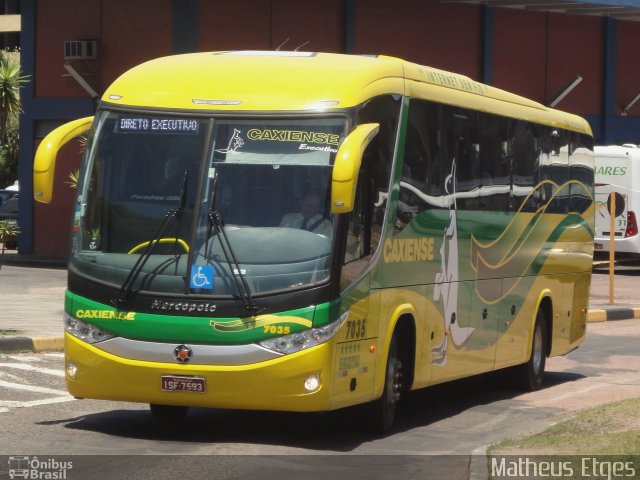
[161,375,205,393]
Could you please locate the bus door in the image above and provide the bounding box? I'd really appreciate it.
[334,161,386,408]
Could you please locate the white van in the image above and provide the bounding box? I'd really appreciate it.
[594,144,640,255]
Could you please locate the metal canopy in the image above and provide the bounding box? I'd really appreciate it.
[441,0,640,20]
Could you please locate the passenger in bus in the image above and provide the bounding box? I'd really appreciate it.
[279,189,332,237]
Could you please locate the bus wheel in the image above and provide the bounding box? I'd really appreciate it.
[149,404,189,419]
[515,309,547,391]
[371,333,403,434]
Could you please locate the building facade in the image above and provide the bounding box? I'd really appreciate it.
[0,0,20,49]
[18,0,640,256]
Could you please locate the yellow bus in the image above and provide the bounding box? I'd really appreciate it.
[35,51,594,432]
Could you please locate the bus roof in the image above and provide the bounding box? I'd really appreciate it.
[103,51,592,135]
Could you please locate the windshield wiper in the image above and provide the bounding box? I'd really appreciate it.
[205,172,261,315]
[111,170,188,307]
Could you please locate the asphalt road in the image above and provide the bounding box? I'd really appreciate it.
[0,319,638,480]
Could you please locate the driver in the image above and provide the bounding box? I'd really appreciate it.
[279,190,332,237]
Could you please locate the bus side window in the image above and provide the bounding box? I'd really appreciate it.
[478,113,509,211]
[443,106,480,210]
[356,93,401,235]
[569,132,594,214]
[344,170,368,261]
[509,120,536,212]
[548,128,570,213]
[341,165,376,287]
[341,94,400,287]
[535,125,554,211]
[395,99,442,231]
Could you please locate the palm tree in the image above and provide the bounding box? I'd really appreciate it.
[0,51,28,146]
[0,219,19,269]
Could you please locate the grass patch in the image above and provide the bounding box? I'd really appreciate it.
[489,398,640,455]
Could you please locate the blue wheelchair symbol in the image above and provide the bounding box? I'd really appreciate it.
[190,265,214,290]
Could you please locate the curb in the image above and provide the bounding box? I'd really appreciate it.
[3,257,67,269]
[0,336,64,353]
[469,447,488,480]
[588,307,640,322]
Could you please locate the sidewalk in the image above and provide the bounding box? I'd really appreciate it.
[587,264,640,321]
[0,251,67,353]
[0,252,638,353]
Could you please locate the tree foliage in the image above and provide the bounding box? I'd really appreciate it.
[0,49,27,188]
[0,219,19,268]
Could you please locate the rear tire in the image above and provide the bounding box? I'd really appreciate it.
[370,333,403,434]
[149,404,189,419]
[514,309,547,390]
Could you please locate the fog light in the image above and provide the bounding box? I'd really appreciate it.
[304,374,320,392]
[66,362,78,380]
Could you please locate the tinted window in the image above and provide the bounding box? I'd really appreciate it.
[396,100,443,231]
[509,120,536,212]
[443,106,480,210]
[478,114,509,211]
[569,132,594,213]
[341,95,401,287]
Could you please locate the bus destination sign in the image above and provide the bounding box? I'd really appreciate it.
[117,117,200,134]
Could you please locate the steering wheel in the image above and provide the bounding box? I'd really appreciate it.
[127,237,190,254]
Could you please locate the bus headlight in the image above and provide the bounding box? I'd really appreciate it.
[65,314,116,344]
[259,311,348,355]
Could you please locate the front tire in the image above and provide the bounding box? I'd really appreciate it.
[370,333,403,434]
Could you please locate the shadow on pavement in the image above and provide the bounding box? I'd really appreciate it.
[49,370,584,452]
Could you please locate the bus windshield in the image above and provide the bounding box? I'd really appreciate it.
[70,111,347,297]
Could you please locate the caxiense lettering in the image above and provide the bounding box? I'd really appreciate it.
[383,237,434,263]
[247,128,340,145]
[76,309,135,320]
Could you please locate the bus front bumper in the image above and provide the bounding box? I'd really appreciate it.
[64,333,336,412]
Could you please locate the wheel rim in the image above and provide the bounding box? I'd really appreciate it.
[386,355,402,406]
[532,325,543,375]
[377,338,403,432]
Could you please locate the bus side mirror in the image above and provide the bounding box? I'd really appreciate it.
[331,123,380,214]
[34,116,94,204]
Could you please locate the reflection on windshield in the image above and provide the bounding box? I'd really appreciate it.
[70,112,347,298]
[212,121,341,165]
[73,113,203,255]
[192,116,345,296]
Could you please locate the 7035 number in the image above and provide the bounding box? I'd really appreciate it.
[345,319,366,340]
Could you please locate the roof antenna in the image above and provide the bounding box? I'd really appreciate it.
[275,37,290,51]
[294,41,310,51]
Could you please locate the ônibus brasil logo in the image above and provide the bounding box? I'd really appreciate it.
[7,456,73,479]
